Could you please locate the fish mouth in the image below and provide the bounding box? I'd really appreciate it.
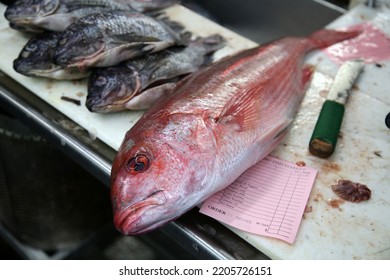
[21,66,62,76]
[114,190,166,235]
[7,18,35,25]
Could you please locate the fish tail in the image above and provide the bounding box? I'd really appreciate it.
[198,34,227,52]
[158,16,185,33]
[158,16,193,45]
[308,28,361,49]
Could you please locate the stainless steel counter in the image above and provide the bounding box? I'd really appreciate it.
[0,71,268,259]
[4,1,386,260]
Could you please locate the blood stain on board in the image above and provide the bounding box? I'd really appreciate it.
[304,205,313,213]
[319,90,328,98]
[313,193,323,202]
[322,161,341,173]
[327,198,344,209]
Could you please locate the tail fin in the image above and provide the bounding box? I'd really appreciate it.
[308,29,361,48]
[197,34,227,53]
[158,16,193,45]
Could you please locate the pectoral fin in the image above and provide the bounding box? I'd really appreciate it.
[216,80,269,131]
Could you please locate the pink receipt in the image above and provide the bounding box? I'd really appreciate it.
[200,156,317,244]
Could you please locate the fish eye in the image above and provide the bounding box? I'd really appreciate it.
[26,43,37,52]
[95,76,107,86]
[127,154,150,173]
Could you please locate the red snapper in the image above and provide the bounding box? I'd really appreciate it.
[111,28,360,235]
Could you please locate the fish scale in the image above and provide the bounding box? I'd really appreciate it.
[86,34,226,112]
[110,28,361,235]
[54,10,184,68]
[90,12,174,41]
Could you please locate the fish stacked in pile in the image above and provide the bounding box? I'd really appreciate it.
[4,0,227,112]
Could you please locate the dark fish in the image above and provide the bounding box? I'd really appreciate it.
[13,31,89,80]
[53,11,187,69]
[5,0,180,33]
[86,34,226,112]
[4,0,132,32]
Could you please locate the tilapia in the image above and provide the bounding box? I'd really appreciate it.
[13,31,89,80]
[110,28,360,235]
[4,0,131,32]
[86,34,227,112]
[53,11,188,69]
[4,0,178,32]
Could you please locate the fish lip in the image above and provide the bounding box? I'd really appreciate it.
[18,67,62,76]
[86,102,123,113]
[114,190,166,235]
[7,18,34,24]
[86,103,123,113]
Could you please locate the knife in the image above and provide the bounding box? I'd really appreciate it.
[309,59,364,158]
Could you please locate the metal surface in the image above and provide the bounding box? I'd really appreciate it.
[161,208,269,259]
[0,73,112,186]
[191,0,343,43]
[0,71,267,259]
[0,223,73,259]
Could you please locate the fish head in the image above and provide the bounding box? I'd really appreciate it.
[53,23,105,68]
[111,113,216,235]
[13,32,61,76]
[86,65,141,113]
[5,0,59,23]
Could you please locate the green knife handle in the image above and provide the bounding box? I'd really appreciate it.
[309,100,345,158]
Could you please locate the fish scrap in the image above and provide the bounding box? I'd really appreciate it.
[331,179,371,203]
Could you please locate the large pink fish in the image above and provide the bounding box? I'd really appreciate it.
[111,28,359,235]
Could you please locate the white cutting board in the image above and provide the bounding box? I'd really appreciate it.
[0,4,389,259]
[0,4,256,150]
